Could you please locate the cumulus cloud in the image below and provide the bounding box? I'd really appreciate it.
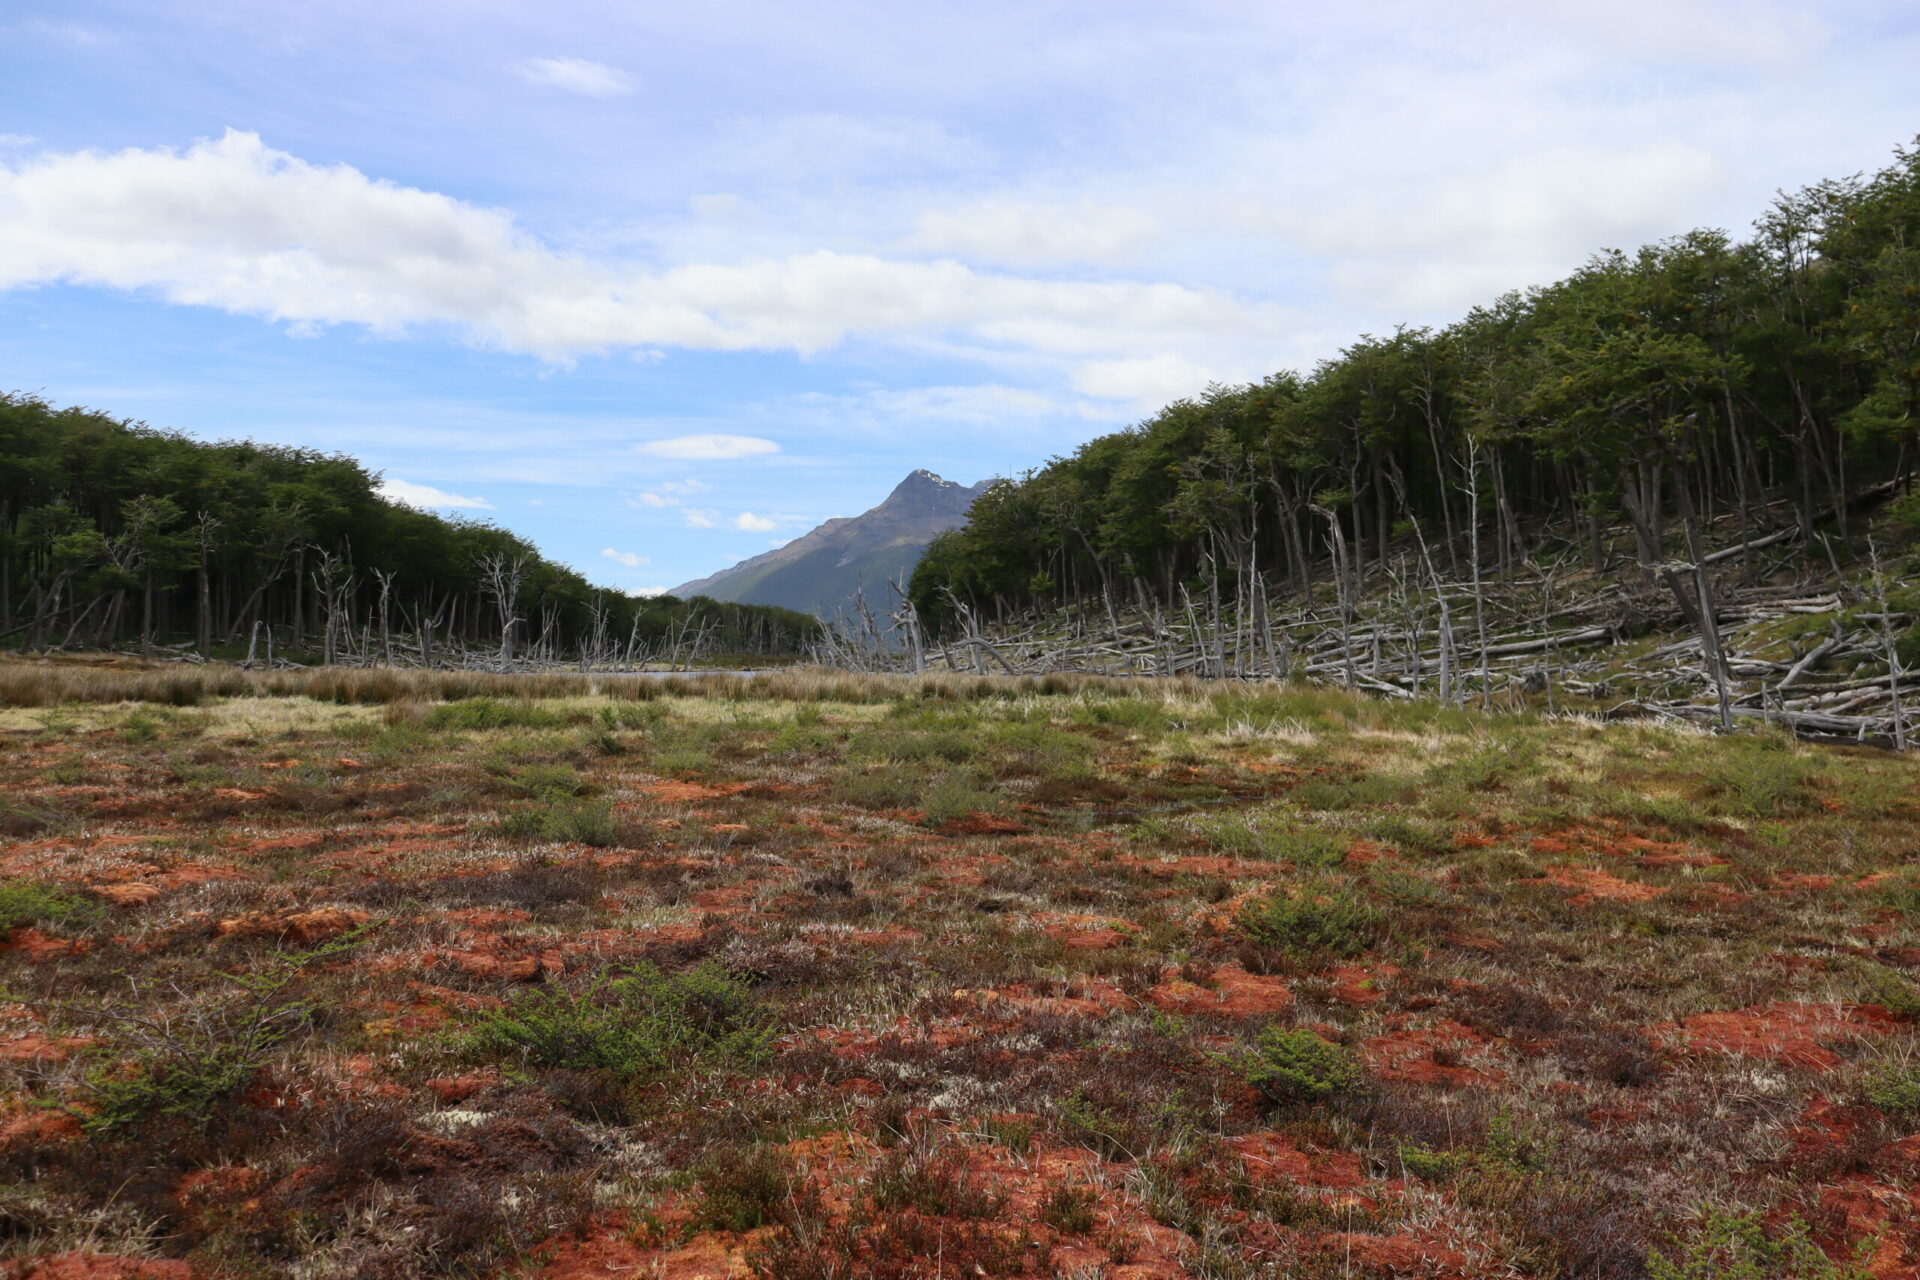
[516,56,635,98]
[635,433,780,460]
[600,547,649,567]
[377,477,493,510]
[682,509,719,528]
[732,512,776,531]
[0,132,1285,383]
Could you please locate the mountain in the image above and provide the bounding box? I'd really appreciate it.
[669,470,992,619]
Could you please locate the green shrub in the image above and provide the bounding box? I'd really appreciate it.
[919,769,1005,827]
[1858,964,1920,1017]
[1398,1145,1471,1181]
[494,795,619,846]
[1236,882,1383,959]
[1699,745,1828,818]
[1038,1183,1098,1234]
[118,708,166,743]
[1190,810,1345,866]
[1364,814,1456,856]
[1650,1209,1870,1280]
[508,763,589,797]
[1874,873,1920,919]
[831,768,930,811]
[0,881,103,933]
[694,1146,804,1232]
[426,698,570,731]
[470,963,772,1081]
[851,727,977,764]
[1245,1027,1363,1106]
[1862,1061,1920,1116]
[81,929,366,1130]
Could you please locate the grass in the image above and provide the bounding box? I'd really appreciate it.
[1,657,1918,1277]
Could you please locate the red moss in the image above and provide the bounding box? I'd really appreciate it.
[1654,1002,1903,1070]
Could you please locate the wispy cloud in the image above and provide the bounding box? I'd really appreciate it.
[636,434,780,461]
[515,56,634,99]
[600,547,649,567]
[732,511,776,531]
[377,477,492,510]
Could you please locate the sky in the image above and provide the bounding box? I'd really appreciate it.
[2,2,1917,594]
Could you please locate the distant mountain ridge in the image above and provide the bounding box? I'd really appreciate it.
[669,470,992,619]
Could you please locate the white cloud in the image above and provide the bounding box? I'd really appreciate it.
[636,433,780,460]
[682,509,719,528]
[1072,353,1226,407]
[600,547,649,567]
[377,477,493,510]
[732,511,776,531]
[908,201,1158,267]
[0,135,35,149]
[516,56,635,99]
[0,132,1287,378]
[632,477,710,505]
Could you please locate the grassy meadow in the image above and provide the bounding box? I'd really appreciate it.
[0,660,1917,1279]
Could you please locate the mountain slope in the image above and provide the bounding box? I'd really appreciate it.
[670,470,991,619]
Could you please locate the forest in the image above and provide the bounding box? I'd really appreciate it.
[0,395,822,665]
[909,140,1920,635]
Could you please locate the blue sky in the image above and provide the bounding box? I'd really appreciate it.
[3,2,1917,592]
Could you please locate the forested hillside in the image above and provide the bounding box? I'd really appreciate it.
[910,141,1920,632]
[0,395,821,664]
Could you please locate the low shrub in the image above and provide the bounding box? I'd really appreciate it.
[1038,1182,1098,1234]
[0,881,104,933]
[470,963,773,1081]
[1650,1209,1870,1280]
[694,1145,806,1232]
[1236,882,1383,959]
[494,795,620,846]
[1862,1061,1920,1116]
[919,769,1005,827]
[426,697,571,731]
[1245,1027,1363,1106]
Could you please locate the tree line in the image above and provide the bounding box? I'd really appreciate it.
[911,139,1920,634]
[0,394,821,664]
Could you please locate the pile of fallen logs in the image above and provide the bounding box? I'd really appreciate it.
[827,543,1915,748]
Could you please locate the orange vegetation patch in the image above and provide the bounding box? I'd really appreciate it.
[1147,963,1293,1019]
[1323,1233,1475,1279]
[1546,865,1665,906]
[940,813,1028,835]
[215,907,370,944]
[1363,1019,1504,1086]
[1,928,91,962]
[1227,1130,1365,1189]
[957,980,1131,1020]
[1041,912,1138,950]
[0,1032,95,1063]
[534,1228,747,1280]
[640,778,748,804]
[0,1109,83,1149]
[1655,1002,1904,1070]
[1329,964,1396,1007]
